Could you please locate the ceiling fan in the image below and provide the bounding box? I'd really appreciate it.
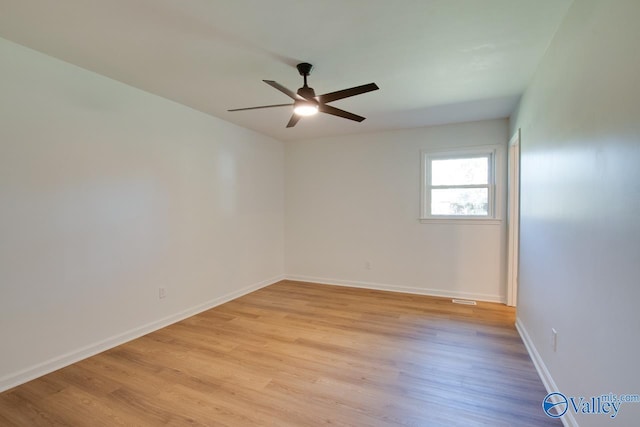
[228,63,379,128]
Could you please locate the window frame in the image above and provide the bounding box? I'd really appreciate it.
[420,145,503,225]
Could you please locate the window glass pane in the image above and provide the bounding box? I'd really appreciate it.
[431,157,488,185]
[431,188,489,216]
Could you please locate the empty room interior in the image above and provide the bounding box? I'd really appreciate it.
[1,1,639,426]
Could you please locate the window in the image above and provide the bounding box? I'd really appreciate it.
[420,146,502,223]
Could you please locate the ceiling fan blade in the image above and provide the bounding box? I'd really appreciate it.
[318,83,379,104]
[286,114,301,128]
[319,104,366,122]
[263,80,303,100]
[228,103,292,112]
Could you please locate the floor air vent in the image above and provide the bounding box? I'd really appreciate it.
[452,299,477,305]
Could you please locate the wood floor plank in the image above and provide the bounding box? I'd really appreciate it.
[0,280,559,426]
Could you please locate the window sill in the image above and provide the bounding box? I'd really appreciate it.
[419,217,503,225]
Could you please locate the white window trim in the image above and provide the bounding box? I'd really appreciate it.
[420,145,504,225]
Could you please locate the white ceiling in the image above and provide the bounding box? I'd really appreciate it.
[0,0,572,141]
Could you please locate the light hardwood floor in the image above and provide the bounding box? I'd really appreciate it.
[0,281,559,426]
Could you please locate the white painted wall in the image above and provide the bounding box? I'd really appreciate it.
[510,0,640,425]
[285,120,509,302]
[0,38,285,391]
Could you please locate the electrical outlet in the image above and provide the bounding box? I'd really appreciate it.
[551,328,558,352]
[159,288,166,299]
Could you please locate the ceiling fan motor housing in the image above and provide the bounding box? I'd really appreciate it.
[297,86,317,100]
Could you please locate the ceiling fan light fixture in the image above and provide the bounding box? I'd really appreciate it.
[293,100,319,116]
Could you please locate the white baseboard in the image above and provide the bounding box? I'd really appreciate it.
[515,318,578,427]
[0,274,284,393]
[285,274,505,303]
